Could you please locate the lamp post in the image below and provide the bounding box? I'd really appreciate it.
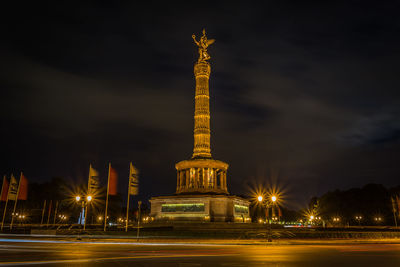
[58,214,67,224]
[75,195,92,230]
[355,215,362,226]
[17,214,26,226]
[258,195,277,242]
[374,217,382,225]
[309,215,314,226]
[332,217,340,226]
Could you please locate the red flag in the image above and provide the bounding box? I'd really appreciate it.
[17,173,28,200]
[278,207,282,217]
[108,167,118,196]
[0,176,8,201]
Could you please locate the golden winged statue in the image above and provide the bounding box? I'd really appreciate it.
[192,29,215,63]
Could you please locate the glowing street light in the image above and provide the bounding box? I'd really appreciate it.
[75,194,94,230]
[355,215,362,226]
[57,214,67,222]
[256,193,280,242]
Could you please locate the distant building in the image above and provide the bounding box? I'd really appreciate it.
[150,30,250,222]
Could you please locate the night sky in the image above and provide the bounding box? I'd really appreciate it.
[1,2,400,209]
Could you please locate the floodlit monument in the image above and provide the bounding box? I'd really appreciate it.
[150,30,250,222]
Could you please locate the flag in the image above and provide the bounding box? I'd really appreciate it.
[88,165,99,194]
[1,176,8,201]
[7,175,18,201]
[17,173,28,200]
[108,166,118,196]
[129,163,139,195]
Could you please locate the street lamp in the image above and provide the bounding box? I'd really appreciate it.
[333,217,340,225]
[257,194,278,242]
[17,214,26,225]
[309,215,315,223]
[75,195,93,230]
[355,215,362,226]
[58,214,67,223]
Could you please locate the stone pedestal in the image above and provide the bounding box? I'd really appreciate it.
[150,194,250,223]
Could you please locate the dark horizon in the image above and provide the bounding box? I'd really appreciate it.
[1,2,400,209]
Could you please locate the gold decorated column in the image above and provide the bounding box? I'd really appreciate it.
[193,62,211,158]
[174,30,229,195]
[192,29,215,159]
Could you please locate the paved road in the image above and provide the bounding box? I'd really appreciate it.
[0,237,400,266]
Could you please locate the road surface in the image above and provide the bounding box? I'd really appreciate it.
[0,237,399,266]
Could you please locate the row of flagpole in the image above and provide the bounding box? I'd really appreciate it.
[87,162,139,232]
[1,162,138,232]
[0,173,28,231]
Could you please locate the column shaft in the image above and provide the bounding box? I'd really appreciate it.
[193,62,212,158]
[176,171,180,192]
[224,172,227,191]
[186,169,190,189]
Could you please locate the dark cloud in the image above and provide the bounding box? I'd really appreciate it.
[1,1,400,208]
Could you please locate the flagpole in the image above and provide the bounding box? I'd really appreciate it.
[397,196,400,228]
[104,163,111,232]
[0,176,5,202]
[0,176,7,231]
[136,200,142,241]
[53,201,59,225]
[10,173,22,230]
[85,163,91,229]
[392,197,398,228]
[125,181,130,232]
[1,198,8,231]
[88,164,92,194]
[47,200,52,227]
[40,200,46,225]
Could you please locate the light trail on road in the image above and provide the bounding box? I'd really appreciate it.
[0,238,400,266]
[0,238,231,247]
